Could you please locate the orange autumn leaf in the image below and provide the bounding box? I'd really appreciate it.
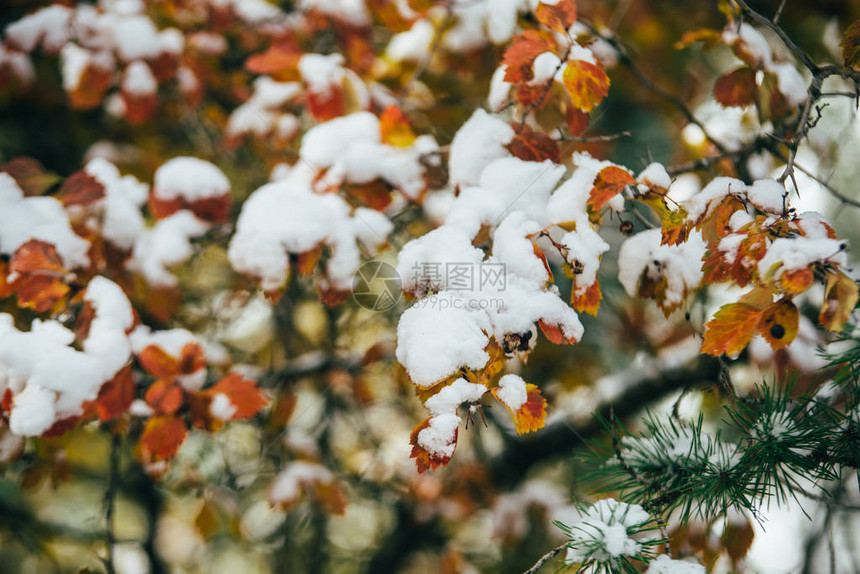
[674,28,724,50]
[535,0,577,34]
[819,271,859,332]
[68,63,113,110]
[714,67,757,108]
[92,365,135,421]
[379,105,416,147]
[245,43,302,79]
[497,383,547,434]
[701,302,767,356]
[206,373,268,419]
[781,267,814,295]
[344,179,395,211]
[758,299,799,350]
[137,345,181,378]
[13,275,70,313]
[409,417,456,474]
[311,479,349,515]
[538,319,579,344]
[502,30,556,83]
[589,166,634,212]
[562,59,610,113]
[508,124,561,163]
[57,171,106,206]
[140,415,188,462]
[572,278,601,316]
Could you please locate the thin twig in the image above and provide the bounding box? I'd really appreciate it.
[557,129,632,142]
[733,0,817,73]
[523,543,569,574]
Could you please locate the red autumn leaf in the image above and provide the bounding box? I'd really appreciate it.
[149,193,231,223]
[714,67,757,108]
[572,278,602,316]
[307,87,346,122]
[535,0,577,34]
[10,240,65,275]
[502,30,556,83]
[92,365,135,421]
[539,319,579,344]
[758,299,799,350]
[122,92,158,126]
[57,171,106,206]
[507,124,561,162]
[144,379,184,415]
[1,389,12,414]
[296,245,323,276]
[562,59,610,113]
[140,415,188,462]
[137,345,181,378]
[588,165,634,212]
[409,417,456,474]
[42,415,81,438]
[379,105,417,148]
[701,301,768,356]
[819,270,859,332]
[178,342,207,375]
[206,373,268,419]
[0,157,60,196]
[565,106,589,136]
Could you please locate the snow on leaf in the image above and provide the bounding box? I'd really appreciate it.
[539,319,579,345]
[409,417,456,473]
[841,20,860,69]
[379,105,416,148]
[758,299,799,350]
[140,415,187,464]
[502,30,556,84]
[589,165,634,212]
[562,59,610,113]
[57,171,106,206]
[205,373,267,420]
[535,0,577,35]
[714,67,757,108]
[507,124,561,163]
[819,270,859,332]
